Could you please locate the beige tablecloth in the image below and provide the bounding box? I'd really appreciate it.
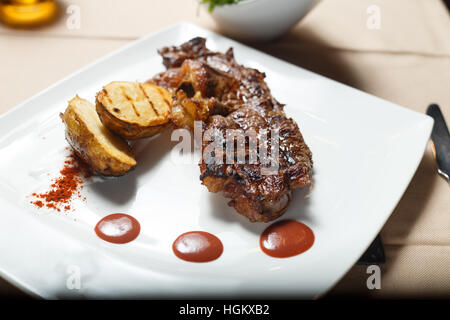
[0,0,449,299]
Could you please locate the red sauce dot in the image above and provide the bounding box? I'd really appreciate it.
[173,231,223,263]
[260,220,314,258]
[94,213,140,244]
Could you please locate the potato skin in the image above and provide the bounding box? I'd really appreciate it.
[61,99,136,176]
[95,92,168,140]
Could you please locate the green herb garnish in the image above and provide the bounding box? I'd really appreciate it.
[201,0,243,12]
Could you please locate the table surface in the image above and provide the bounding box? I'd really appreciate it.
[1,0,449,299]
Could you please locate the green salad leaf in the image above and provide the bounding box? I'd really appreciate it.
[201,0,243,12]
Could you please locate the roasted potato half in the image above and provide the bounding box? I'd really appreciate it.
[61,96,137,176]
[96,81,172,140]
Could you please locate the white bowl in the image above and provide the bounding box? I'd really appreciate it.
[202,0,316,42]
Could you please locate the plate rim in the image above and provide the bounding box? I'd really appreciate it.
[0,22,434,299]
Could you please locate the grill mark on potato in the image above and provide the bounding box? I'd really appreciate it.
[139,83,159,116]
[120,86,140,117]
[163,98,170,108]
[103,89,114,106]
[156,85,171,110]
[155,86,164,96]
[149,100,158,116]
[156,86,173,110]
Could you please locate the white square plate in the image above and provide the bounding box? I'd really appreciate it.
[0,23,433,299]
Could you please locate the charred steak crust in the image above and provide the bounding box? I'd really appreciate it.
[152,37,313,222]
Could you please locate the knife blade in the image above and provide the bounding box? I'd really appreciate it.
[426,104,450,181]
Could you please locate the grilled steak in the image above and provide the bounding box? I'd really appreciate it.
[152,37,313,222]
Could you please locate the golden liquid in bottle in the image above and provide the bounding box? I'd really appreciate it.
[0,0,59,28]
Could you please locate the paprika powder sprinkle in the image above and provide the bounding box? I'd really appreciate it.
[30,152,93,212]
